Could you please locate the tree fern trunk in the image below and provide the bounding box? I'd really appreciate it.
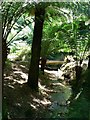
[28,3,45,91]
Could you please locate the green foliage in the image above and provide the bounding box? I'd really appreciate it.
[7,40,31,62]
[68,96,90,118]
[15,48,31,61]
[10,45,18,53]
[40,39,51,57]
[41,2,90,60]
[2,2,90,61]
[13,43,31,61]
[1,1,35,50]
[5,59,12,71]
[68,69,90,119]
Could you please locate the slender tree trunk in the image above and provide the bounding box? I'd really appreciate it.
[28,3,45,91]
[88,55,90,69]
[41,57,47,75]
[2,39,7,70]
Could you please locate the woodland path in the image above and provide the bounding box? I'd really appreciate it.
[3,61,71,119]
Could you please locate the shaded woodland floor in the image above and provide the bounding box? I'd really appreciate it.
[3,61,72,119]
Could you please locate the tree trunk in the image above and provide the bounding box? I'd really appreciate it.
[2,39,7,70]
[28,3,45,91]
[41,57,47,74]
[88,55,90,69]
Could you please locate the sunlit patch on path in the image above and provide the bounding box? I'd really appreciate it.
[44,69,64,80]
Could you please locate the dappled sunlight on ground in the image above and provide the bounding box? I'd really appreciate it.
[38,81,54,92]
[45,69,64,80]
[33,97,51,106]
[3,61,72,119]
[13,71,28,83]
[51,82,66,88]
[4,62,28,87]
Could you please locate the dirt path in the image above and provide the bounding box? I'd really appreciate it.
[3,61,71,119]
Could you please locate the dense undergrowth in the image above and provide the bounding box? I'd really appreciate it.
[67,69,90,119]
